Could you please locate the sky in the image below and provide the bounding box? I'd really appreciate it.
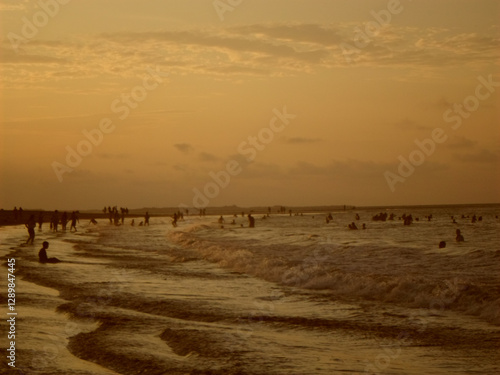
[0,0,499,211]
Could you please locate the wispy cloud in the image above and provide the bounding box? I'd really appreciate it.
[1,23,498,88]
[0,0,28,11]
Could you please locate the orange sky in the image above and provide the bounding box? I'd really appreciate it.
[1,0,499,210]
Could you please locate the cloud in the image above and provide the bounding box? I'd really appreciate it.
[230,23,344,46]
[1,23,498,88]
[198,152,219,162]
[172,164,188,172]
[446,136,476,149]
[393,118,430,131]
[454,149,499,163]
[174,143,193,154]
[0,0,27,11]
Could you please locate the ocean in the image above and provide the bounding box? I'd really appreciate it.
[1,204,499,374]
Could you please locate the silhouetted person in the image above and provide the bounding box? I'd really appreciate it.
[51,210,59,232]
[456,229,464,242]
[25,215,36,244]
[89,218,98,225]
[248,214,255,228]
[348,222,358,230]
[38,212,44,230]
[61,212,68,231]
[145,212,150,226]
[439,241,446,249]
[70,211,78,232]
[38,241,60,263]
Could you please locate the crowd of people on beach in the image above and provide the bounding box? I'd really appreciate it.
[4,204,496,265]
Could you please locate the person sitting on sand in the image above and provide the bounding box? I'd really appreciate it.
[38,241,61,263]
[455,229,465,242]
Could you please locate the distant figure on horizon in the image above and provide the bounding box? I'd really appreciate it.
[25,214,36,244]
[131,219,135,226]
[456,229,465,242]
[38,241,61,263]
[248,214,255,228]
[218,216,224,224]
[145,212,150,226]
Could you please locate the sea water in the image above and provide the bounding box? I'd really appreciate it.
[1,204,499,374]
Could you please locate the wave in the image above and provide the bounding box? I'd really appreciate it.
[169,225,500,326]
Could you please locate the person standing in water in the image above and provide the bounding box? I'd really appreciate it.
[25,214,36,244]
[248,214,255,228]
[70,211,79,232]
